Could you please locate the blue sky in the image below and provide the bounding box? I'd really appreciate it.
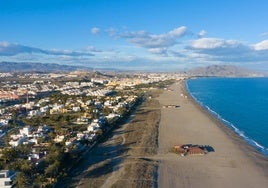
[1,0,268,71]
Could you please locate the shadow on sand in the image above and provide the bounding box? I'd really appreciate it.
[55,126,136,187]
[180,144,215,153]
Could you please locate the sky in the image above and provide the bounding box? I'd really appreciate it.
[1,0,268,71]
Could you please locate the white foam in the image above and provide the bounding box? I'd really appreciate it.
[186,80,268,156]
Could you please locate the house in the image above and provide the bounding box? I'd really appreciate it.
[9,136,26,147]
[65,137,76,146]
[54,135,65,143]
[76,132,86,140]
[0,108,6,115]
[28,110,42,117]
[37,125,49,134]
[28,152,45,165]
[20,126,32,137]
[0,170,16,188]
[27,138,38,145]
[87,123,100,132]
[72,106,81,112]
[106,113,120,123]
[87,133,97,142]
[76,117,89,124]
[40,106,49,113]
[0,119,9,126]
[50,104,64,114]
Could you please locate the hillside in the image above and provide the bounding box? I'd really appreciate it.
[187,65,263,77]
[0,62,92,72]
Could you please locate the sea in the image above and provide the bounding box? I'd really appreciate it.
[186,77,268,156]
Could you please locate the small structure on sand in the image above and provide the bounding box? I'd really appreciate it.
[173,144,208,156]
[162,105,180,108]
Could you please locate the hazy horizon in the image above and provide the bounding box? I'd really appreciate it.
[1,0,268,72]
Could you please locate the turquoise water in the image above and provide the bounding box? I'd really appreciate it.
[186,77,268,155]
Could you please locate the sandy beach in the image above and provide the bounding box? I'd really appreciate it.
[57,80,268,188]
[157,81,268,188]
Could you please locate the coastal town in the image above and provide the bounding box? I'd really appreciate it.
[2,1,268,188]
[0,71,182,187]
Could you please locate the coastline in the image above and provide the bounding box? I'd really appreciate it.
[183,79,268,173]
[157,80,268,188]
[185,78,268,156]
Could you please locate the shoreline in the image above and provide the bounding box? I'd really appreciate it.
[182,79,268,173]
[157,80,268,188]
[184,79,268,156]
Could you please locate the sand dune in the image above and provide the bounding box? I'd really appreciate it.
[157,81,268,188]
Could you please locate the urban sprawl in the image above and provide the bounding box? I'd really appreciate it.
[0,71,184,187]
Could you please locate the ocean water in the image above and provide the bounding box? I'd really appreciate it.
[186,77,268,156]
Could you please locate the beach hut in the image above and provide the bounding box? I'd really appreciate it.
[187,146,207,155]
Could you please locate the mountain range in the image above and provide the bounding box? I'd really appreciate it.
[0,62,264,77]
[186,65,263,77]
[0,62,92,72]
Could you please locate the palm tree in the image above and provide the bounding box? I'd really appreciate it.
[1,148,18,164]
[14,172,30,188]
[45,160,60,178]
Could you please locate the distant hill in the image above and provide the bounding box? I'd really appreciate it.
[0,62,92,72]
[187,65,263,77]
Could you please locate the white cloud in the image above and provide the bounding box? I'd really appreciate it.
[186,37,268,64]
[0,42,94,56]
[148,48,168,55]
[105,27,118,37]
[0,41,9,47]
[86,45,102,52]
[102,27,268,67]
[198,30,207,38]
[113,26,188,53]
[91,27,100,35]
[168,26,187,37]
[254,40,268,50]
[4,26,268,71]
[191,38,226,49]
[260,32,268,37]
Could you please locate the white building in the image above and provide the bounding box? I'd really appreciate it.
[87,122,100,132]
[0,119,9,126]
[0,170,16,188]
[54,135,65,143]
[9,136,26,147]
[72,106,81,112]
[19,126,32,137]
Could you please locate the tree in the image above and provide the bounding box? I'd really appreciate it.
[17,144,31,157]
[117,106,127,116]
[1,148,18,164]
[33,174,46,187]
[96,129,103,135]
[14,172,31,188]
[102,106,113,116]
[17,159,34,175]
[45,160,60,178]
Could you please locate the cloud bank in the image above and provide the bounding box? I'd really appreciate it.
[118,26,188,54]
[2,25,268,71]
[188,37,268,63]
[0,42,94,56]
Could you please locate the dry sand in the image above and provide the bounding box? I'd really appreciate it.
[157,81,268,188]
[56,94,160,188]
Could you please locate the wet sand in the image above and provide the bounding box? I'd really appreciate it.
[157,81,268,188]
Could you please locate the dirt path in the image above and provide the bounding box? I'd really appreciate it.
[56,91,161,188]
